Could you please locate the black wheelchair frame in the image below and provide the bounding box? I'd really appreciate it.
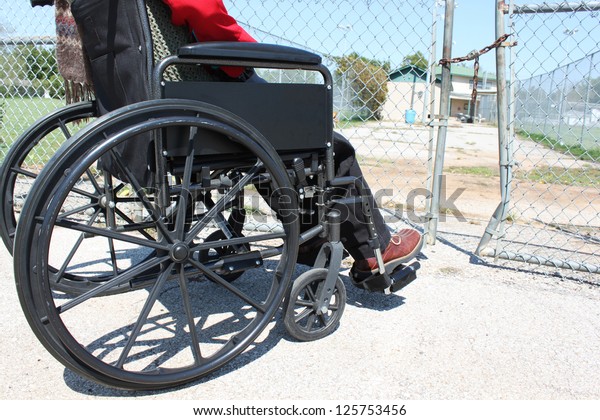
[0,0,418,390]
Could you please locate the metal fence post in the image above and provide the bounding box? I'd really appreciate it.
[425,0,454,245]
[476,0,513,256]
[424,1,440,235]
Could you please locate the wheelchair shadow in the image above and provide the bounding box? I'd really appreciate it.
[340,249,429,312]
[61,261,306,397]
[61,322,290,397]
[341,272,407,312]
[60,259,414,396]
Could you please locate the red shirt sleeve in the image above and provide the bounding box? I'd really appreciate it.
[162,0,257,77]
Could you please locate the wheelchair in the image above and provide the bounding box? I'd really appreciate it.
[2,0,419,390]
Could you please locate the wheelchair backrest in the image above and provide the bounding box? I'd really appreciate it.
[71,0,331,155]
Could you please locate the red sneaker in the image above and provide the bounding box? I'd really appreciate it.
[352,228,423,277]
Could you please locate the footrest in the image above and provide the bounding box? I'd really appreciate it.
[389,261,420,293]
[351,270,392,292]
[351,261,420,293]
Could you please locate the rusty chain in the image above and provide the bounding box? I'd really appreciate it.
[439,34,516,120]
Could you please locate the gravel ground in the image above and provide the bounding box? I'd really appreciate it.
[1,216,599,401]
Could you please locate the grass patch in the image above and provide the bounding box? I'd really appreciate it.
[515,165,600,188]
[517,129,600,161]
[446,166,499,177]
[0,98,86,166]
[0,97,64,145]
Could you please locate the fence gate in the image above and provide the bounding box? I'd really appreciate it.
[477,1,600,274]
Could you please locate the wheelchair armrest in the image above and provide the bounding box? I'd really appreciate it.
[177,42,322,66]
[31,0,53,6]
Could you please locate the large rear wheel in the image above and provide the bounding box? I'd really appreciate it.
[14,99,300,389]
[0,101,97,253]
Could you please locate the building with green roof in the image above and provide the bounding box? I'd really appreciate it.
[382,64,497,123]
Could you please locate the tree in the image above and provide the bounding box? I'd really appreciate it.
[19,46,63,98]
[574,77,600,104]
[25,46,57,82]
[402,51,428,70]
[334,53,390,121]
[560,76,600,105]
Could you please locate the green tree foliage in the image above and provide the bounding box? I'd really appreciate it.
[335,53,390,121]
[402,51,428,70]
[567,77,600,104]
[25,46,57,82]
[1,46,64,98]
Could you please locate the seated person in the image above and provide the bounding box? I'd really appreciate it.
[65,0,423,282]
[161,0,424,281]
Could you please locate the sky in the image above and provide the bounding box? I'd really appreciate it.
[0,0,496,71]
[2,0,599,78]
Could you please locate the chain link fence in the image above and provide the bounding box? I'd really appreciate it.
[1,0,444,233]
[477,1,600,275]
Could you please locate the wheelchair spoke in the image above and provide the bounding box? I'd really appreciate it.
[176,264,203,364]
[11,166,38,179]
[186,161,263,243]
[85,168,102,194]
[294,298,314,308]
[57,117,74,139]
[304,283,318,302]
[104,174,120,277]
[52,217,169,252]
[55,254,171,315]
[116,262,173,369]
[106,236,119,277]
[107,149,172,242]
[58,201,98,219]
[174,127,197,239]
[188,258,267,313]
[54,207,103,283]
[294,308,313,323]
[113,207,156,241]
[305,314,317,332]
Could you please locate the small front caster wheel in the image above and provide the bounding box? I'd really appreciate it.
[283,268,346,341]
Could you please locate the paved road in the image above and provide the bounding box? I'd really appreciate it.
[1,218,598,401]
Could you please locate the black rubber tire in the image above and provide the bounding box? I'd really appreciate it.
[0,101,97,253]
[283,268,346,342]
[14,99,300,390]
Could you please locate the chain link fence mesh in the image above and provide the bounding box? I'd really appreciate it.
[2,1,598,278]
[477,1,600,276]
[1,0,442,232]
[0,3,64,167]
[217,0,443,224]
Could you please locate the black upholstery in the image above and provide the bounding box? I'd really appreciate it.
[177,42,322,66]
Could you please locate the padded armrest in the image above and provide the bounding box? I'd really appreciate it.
[31,0,53,6]
[177,42,322,66]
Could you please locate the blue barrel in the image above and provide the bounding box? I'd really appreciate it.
[405,109,417,124]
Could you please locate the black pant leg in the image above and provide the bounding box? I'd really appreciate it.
[254,133,391,261]
[331,133,391,260]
